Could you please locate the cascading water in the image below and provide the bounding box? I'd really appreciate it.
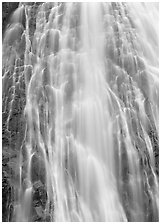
[2,2,159,222]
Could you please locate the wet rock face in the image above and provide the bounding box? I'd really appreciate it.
[2,4,48,221]
[2,77,26,221]
[2,2,19,34]
[2,4,24,222]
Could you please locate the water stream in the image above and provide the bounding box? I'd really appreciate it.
[2,2,159,222]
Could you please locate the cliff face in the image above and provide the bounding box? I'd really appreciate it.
[2,3,19,34]
[2,3,49,221]
[2,4,18,221]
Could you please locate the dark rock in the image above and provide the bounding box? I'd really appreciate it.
[2,2,19,35]
[30,153,46,185]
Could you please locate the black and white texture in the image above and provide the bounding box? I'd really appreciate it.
[2,2,159,222]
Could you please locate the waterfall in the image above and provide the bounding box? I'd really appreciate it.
[2,2,159,222]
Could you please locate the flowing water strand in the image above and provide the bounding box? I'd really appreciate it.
[2,2,159,222]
